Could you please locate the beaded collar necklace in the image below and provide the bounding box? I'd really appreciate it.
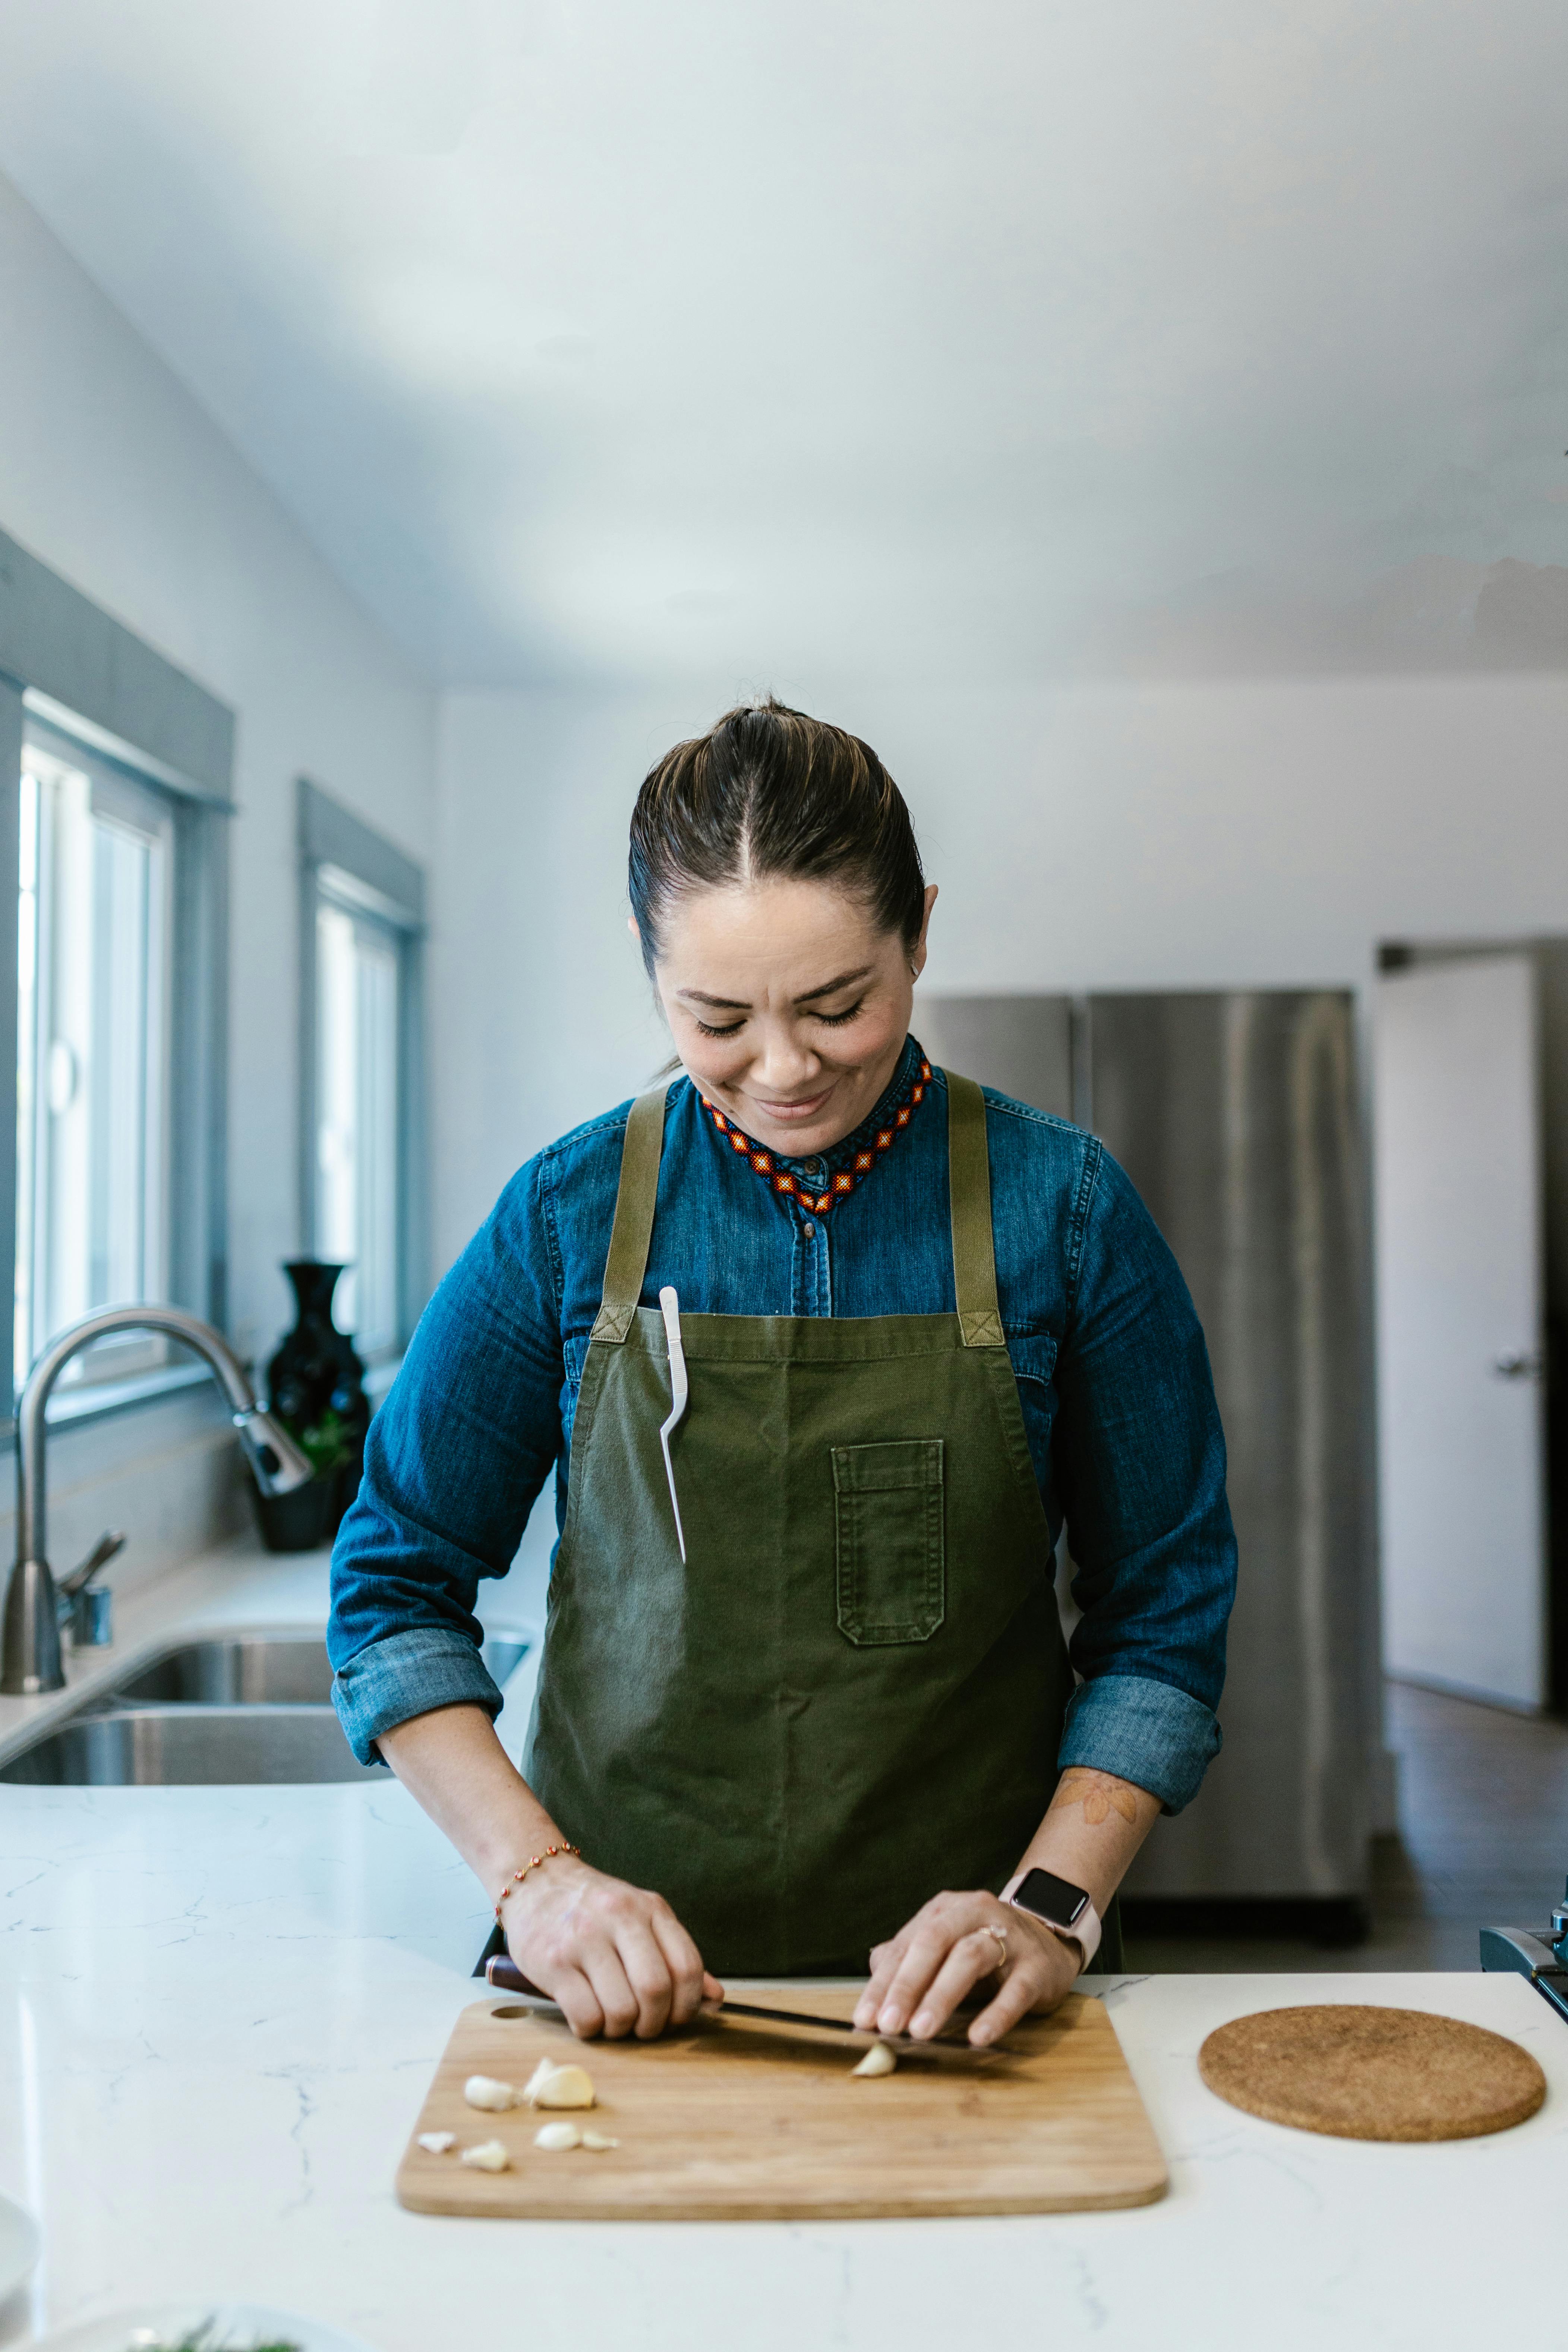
[701,1054,934,1217]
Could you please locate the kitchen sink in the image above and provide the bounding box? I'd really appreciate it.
[110,1634,336,1705]
[0,1703,378,1785]
[483,1633,531,1687]
[0,1624,536,1785]
[100,1627,530,1708]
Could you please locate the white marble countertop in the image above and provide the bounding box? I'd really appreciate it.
[2,1540,1565,2350]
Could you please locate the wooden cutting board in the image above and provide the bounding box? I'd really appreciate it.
[396,1985,1167,2220]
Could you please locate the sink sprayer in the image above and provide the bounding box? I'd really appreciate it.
[0,1306,313,1696]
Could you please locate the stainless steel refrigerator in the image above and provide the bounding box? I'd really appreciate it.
[916,991,1376,1924]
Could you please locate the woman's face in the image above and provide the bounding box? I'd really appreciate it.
[643,876,937,1157]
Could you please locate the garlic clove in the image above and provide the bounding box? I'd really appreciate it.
[523,2058,558,2102]
[417,2130,457,2154]
[534,2121,584,2151]
[463,2073,518,2112]
[851,2041,898,2078]
[459,2139,512,2171]
[527,2061,596,2109]
[581,2129,619,2151]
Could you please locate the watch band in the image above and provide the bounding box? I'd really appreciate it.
[1053,1897,1102,1971]
[1001,1874,1104,1972]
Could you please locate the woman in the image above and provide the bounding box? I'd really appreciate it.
[329,699,1235,2049]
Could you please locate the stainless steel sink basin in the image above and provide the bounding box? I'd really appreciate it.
[100,1628,530,1708]
[0,1625,535,1785]
[0,1703,379,1785]
[110,1635,336,1705]
[484,1633,531,1687]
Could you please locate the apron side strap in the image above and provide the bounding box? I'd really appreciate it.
[592,1084,670,1342]
[943,1070,1005,1347]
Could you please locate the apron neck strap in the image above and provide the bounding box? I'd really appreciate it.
[944,1071,1005,1347]
[592,1068,1004,1349]
[592,1083,670,1341]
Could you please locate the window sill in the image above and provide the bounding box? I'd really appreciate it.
[0,1360,220,1444]
[0,1351,405,1444]
[364,1354,403,1405]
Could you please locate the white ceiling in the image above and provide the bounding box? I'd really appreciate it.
[1,0,1565,687]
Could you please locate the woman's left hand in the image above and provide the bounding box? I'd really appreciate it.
[853,1888,1080,2047]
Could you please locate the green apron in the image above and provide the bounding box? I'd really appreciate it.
[525,1069,1075,1976]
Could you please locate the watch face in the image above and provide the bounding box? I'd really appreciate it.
[1010,1867,1089,1931]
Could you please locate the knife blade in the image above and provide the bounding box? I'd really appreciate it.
[484,1955,1000,2056]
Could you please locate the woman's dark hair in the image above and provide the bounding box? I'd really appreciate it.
[628,696,926,977]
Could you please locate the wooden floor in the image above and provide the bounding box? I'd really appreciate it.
[1123,1679,1568,1973]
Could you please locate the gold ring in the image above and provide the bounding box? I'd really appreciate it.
[983,1923,1009,1976]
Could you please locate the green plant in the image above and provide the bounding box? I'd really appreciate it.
[282,1403,356,1478]
[144,2328,301,2352]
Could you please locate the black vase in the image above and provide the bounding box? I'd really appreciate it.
[255,1261,371,1553]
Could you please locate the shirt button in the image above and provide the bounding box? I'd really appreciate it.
[803,1220,816,1239]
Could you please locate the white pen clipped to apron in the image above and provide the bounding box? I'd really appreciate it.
[657,1284,689,1561]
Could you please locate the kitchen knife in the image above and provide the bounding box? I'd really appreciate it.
[485,1954,1002,2055]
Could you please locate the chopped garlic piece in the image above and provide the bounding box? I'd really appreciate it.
[463,2073,517,2112]
[851,2041,897,2078]
[581,2129,619,2151]
[523,2058,558,2102]
[417,2130,456,2154]
[460,2139,511,2171]
[534,2121,583,2151]
[527,2061,596,2109]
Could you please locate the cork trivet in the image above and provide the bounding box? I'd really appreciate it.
[1198,2005,1546,2142]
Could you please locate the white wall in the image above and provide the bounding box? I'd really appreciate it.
[432,672,1568,1269]
[8,135,1568,1602]
[432,688,689,1262]
[0,171,438,1588]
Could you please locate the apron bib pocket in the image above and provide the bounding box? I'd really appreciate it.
[832,1438,946,1645]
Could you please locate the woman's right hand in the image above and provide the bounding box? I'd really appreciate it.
[505,1856,723,2039]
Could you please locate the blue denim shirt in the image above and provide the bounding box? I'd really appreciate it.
[330,1038,1236,1811]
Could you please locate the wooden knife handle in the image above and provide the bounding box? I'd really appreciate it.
[486,1955,541,1995]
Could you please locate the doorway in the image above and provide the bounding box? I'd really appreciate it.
[1375,938,1568,1713]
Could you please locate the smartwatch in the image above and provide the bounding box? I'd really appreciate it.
[1005,1866,1102,1971]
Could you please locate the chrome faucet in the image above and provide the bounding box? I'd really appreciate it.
[1,1305,314,1696]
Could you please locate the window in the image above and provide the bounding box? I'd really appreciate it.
[315,888,401,1359]
[299,784,426,1368]
[0,527,234,1422]
[16,729,179,1393]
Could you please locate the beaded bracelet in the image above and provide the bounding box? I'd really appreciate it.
[494,1842,581,1920]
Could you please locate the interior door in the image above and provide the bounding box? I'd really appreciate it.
[1375,955,1546,1707]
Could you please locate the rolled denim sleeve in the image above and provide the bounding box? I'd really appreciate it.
[1057,1673,1222,1813]
[333,1627,504,1767]
[1051,1144,1237,1812]
[328,1150,567,1759]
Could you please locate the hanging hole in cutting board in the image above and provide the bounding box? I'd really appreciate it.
[528,2012,846,2068]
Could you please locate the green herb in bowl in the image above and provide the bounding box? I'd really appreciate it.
[132,2327,303,2352]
